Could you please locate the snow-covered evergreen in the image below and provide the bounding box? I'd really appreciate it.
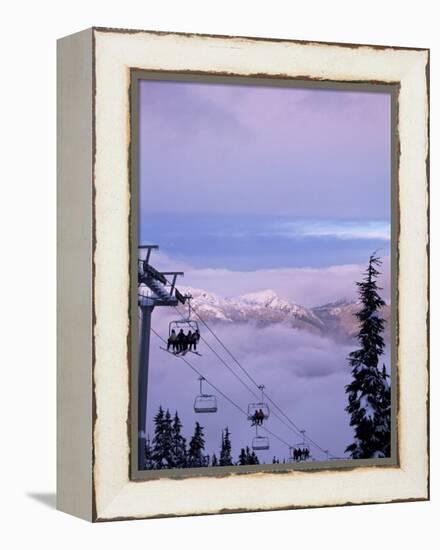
[143,408,268,469]
[151,406,174,469]
[345,254,391,459]
[238,446,259,465]
[219,427,233,466]
[144,435,154,470]
[250,449,259,465]
[238,447,247,466]
[171,412,187,468]
[187,422,206,467]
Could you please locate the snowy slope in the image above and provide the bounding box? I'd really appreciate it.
[178,287,391,341]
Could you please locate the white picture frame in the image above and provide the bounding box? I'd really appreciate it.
[57,27,429,522]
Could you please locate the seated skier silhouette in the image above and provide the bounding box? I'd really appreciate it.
[191,329,200,351]
[251,411,259,426]
[251,408,265,426]
[167,329,177,352]
[176,329,185,353]
[186,330,193,351]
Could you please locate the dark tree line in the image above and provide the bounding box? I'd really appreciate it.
[345,254,391,459]
[238,446,259,465]
[142,407,260,469]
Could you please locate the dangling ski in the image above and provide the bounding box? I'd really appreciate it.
[159,347,188,357]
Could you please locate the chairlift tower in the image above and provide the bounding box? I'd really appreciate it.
[137,245,185,469]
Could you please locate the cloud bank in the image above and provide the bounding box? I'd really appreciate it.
[273,220,391,241]
[144,257,391,463]
[147,310,357,463]
[150,251,391,308]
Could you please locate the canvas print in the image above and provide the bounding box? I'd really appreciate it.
[135,77,394,472]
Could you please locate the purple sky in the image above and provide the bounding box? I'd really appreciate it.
[138,79,392,465]
[139,79,391,219]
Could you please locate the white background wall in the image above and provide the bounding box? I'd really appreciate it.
[0,1,437,548]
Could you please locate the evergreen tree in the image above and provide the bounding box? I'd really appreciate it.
[238,447,247,466]
[144,435,155,470]
[219,427,233,466]
[345,254,391,459]
[238,446,260,465]
[249,450,260,465]
[377,363,391,453]
[211,453,219,467]
[188,422,206,467]
[151,406,165,468]
[151,406,174,468]
[171,411,187,468]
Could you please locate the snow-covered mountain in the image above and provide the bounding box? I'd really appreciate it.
[179,287,391,342]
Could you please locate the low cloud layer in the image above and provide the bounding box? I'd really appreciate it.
[147,310,359,463]
[150,251,390,308]
[274,220,391,241]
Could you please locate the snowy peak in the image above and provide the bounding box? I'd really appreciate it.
[234,289,323,327]
[179,287,230,322]
[240,289,281,306]
[179,286,390,342]
[182,287,226,307]
[181,287,324,334]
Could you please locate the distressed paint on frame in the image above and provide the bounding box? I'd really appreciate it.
[90,27,429,522]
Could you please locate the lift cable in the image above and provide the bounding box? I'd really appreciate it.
[150,327,292,450]
[173,306,260,401]
[173,305,310,441]
[189,307,338,458]
[191,307,261,388]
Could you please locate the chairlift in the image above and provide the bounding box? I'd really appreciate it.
[294,430,310,450]
[141,261,167,285]
[290,430,311,461]
[194,377,217,413]
[167,293,202,355]
[289,446,310,461]
[175,288,186,304]
[169,318,199,336]
[169,293,200,336]
[247,385,270,422]
[252,427,270,451]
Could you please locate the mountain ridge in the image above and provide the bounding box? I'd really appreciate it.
[178,287,391,342]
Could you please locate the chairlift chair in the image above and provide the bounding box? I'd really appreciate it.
[247,403,270,421]
[169,318,199,336]
[294,430,309,450]
[247,385,270,421]
[252,427,270,451]
[291,430,311,460]
[252,436,270,451]
[168,293,200,336]
[289,445,310,459]
[193,377,218,413]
